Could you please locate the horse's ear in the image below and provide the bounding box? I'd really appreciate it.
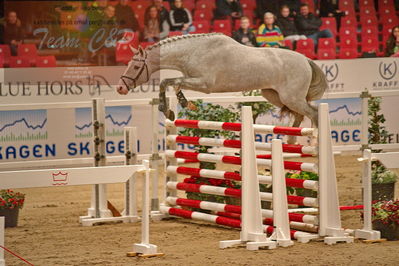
[138,45,145,55]
[129,45,139,55]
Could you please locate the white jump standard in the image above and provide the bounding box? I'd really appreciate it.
[162,103,354,248]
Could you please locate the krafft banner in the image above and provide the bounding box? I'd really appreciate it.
[1,58,398,162]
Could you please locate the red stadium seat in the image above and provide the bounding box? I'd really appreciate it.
[359,6,377,16]
[338,48,359,59]
[17,44,37,65]
[241,0,256,11]
[295,38,316,59]
[359,15,378,27]
[192,20,211,33]
[134,9,146,29]
[182,0,195,12]
[35,56,56,67]
[359,0,374,8]
[339,26,357,39]
[378,0,395,8]
[362,26,379,40]
[195,0,216,10]
[340,36,358,50]
[379,14,399,26]
[213,20,232,33]
[341,16,357,29]
[361,36,381,55]
[319,37,336,49]
[339,0,355,9]
[194,9,214,21]
[9,56,31,68]
[115,43,134,65]
[317,48,336,59]
[378,6,397,17]
[321,17,337,36]
[0,45,11,66]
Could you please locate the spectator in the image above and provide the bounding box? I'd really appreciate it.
[256,0,279,20]
[385,26,399,57]
[256,12,284,48]
[3,11,24,56]
[319,0,344,29]
[153,0,170,34]
[144,5,169,42]
[295,3,333,46]
[276,5,306,42]
[115,0,140,33]
[215,0,243,20]
[232,16,257,47]
[169,0,195,34]
[282,0,301,15]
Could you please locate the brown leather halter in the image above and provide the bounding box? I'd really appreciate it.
[120,52,149,91]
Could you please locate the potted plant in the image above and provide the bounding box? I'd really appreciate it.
[178,100,241,206]
[372,200,399,240]
[0,189,25,227]
[368,97,397,201]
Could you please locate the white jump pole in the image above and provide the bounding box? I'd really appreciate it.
[129,160,163,257]
[318,103,354,244]
[271,139,294,247]
[0,217,4,266]
[150,99,163,219]
[355,149,381,240]
[220,106,276,250]
[122,127,139,221]
[360,90,369,150]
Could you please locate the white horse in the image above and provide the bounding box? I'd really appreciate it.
[117,33,327,141]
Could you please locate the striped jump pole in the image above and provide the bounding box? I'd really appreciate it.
[165,119,315,136]
[165,197,318,224]
[166,181,318,207]
[160,206,318,243]
[165,150,318,173]
[167,135,317,155]
[167,166,319,190]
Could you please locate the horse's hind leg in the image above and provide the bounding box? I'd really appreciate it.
[261,89,284,109]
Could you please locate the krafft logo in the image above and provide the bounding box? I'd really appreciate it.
[379,61,397,80]
[321,63,339,82]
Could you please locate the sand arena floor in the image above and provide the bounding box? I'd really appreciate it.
[3,155,399,265]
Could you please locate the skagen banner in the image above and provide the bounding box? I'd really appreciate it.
[0,57,398,161]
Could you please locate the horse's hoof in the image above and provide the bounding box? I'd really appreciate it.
[158,104,165,112]
[166,110,175,121]
[187,101,197,111]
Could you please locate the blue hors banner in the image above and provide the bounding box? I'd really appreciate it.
[0,57,398,161]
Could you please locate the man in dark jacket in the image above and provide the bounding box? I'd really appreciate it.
[232,16,257,47]
[215,0,242,20]
[295,3,332,45]
[115,0,140,32]
[276,5,306,41]
[3,11,24,55]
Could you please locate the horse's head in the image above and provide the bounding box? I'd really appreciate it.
[117,45,149,95]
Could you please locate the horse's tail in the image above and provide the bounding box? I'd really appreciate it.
[307,60,328,101]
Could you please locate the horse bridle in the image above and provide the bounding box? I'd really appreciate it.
[120,52,148,91]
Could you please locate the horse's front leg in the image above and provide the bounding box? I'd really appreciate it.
[159,79,178,120]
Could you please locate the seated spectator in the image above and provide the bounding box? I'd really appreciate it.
[256,0,279,20]
[276,5,306,42]
[153,0,171,37]
[232,16,257,47]
[256,12,284,48]
[319,0,344,29]
[169,0,195,34]
[3,11,24,56]
[295,3,332,46]
[115,0,140,33]
[385,26,399,57]
[282,0,301,15]
[215,0,243,20]
[144,5,169,42]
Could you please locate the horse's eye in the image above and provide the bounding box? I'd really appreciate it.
[134,66,140,70]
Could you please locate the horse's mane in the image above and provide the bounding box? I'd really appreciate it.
[147,33,224,50]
